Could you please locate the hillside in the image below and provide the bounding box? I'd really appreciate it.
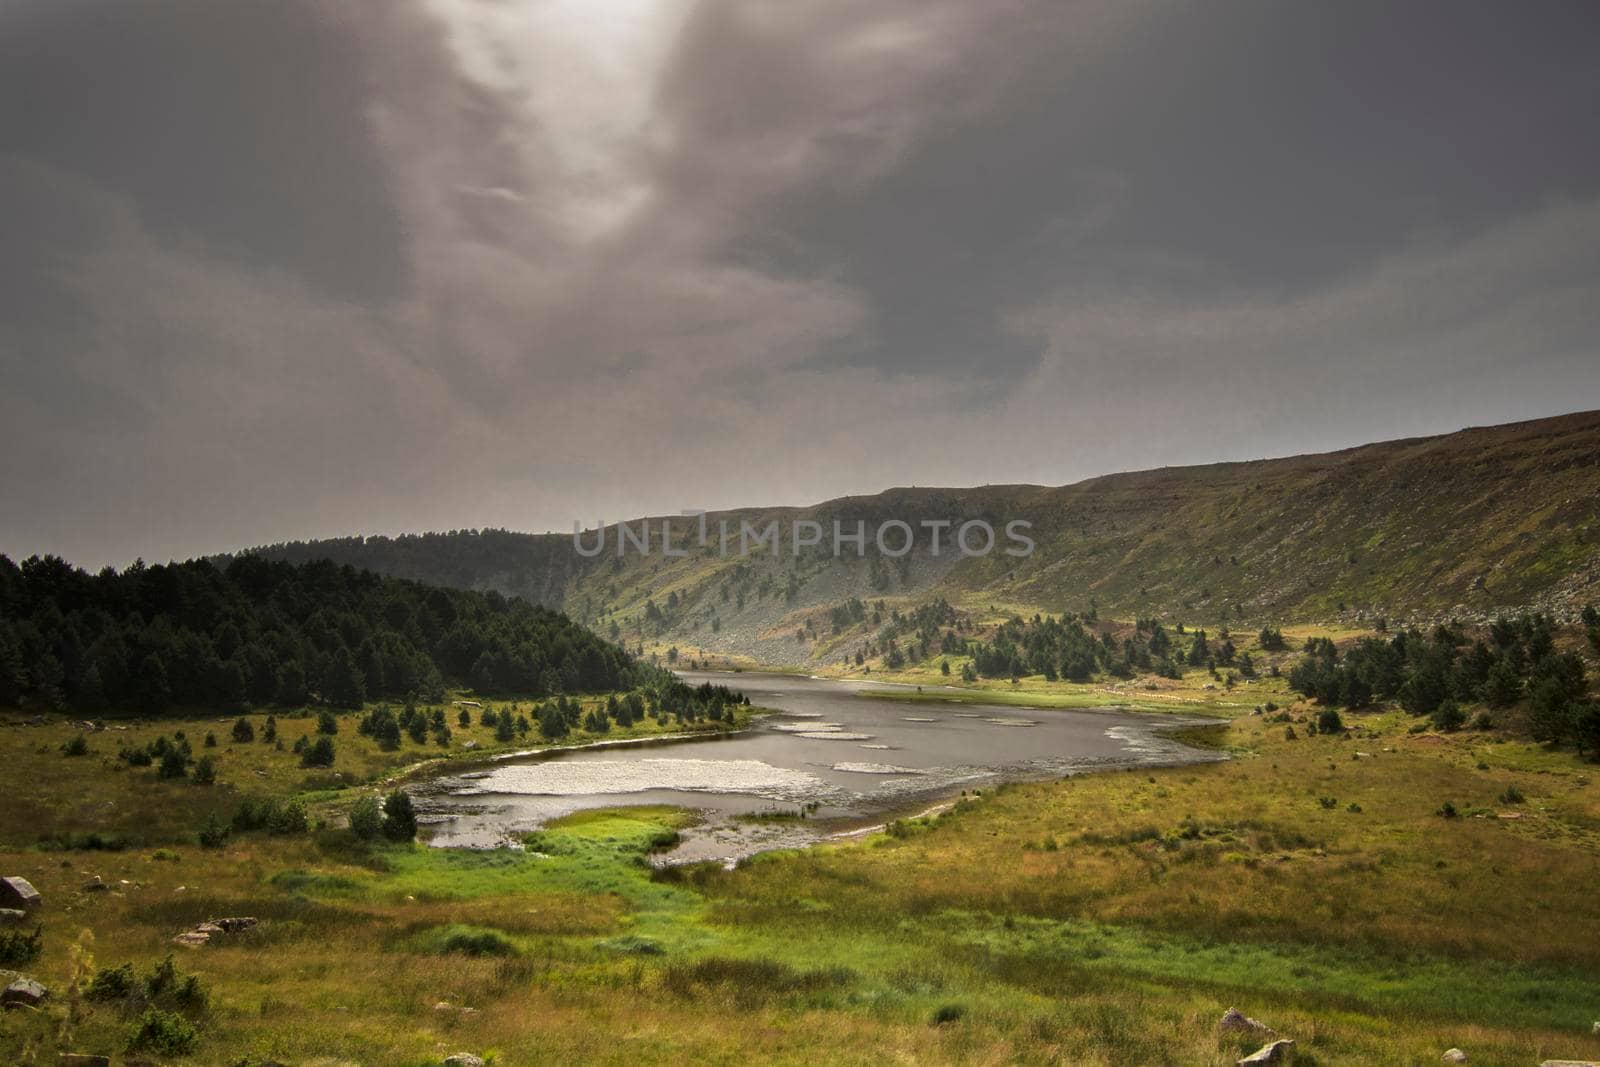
[229,411,1600,668]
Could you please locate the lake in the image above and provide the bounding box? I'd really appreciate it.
[417,672,1223,863]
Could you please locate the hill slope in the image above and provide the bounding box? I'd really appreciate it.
[228,411,1600,667]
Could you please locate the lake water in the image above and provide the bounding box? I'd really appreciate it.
[416,672,1223,863]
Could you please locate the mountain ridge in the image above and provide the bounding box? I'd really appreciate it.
[222,410,1600,666]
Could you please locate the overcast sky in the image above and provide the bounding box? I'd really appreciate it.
[3,0,1599,568]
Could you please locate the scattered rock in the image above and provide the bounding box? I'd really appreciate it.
[1218,1007,1275,1040]
[0,908,28,925]
[1238,1039,1295,1065]
[443,1055,485,1067]
[173,915,257,947]
[58,1054,112,1066]
[1538,1061,1600,1067]
[80,876,107,892]
[0,876,41,910]
[1443,1050,1467,1063]
[2,977,48,1007]
[462,740,479,751]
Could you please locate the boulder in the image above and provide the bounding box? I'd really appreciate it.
[444,1055,486,1067]
[1218,1007,1275,1039]
[1238,1040,1295,1065]
[212,916,258,933]
[1442,1050,1467,1063]
[81,876,108,892]
[0,908,28,925]
[0,876,41,910]
[2,977,48,1007]
[172,931,210,948]
[58,1054,112,1067]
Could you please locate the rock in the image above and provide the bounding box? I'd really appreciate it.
[80,876,107,892]
[2,977,48,1007]
[1218,1007,1275,1039]
[1538,1062,1600,1067]
[0,908,28,925]
[58,1054,112,1066]
[444,1055,485,1067]
[172,931,210,948]
[1594,1021,1600,1035]
[1238,1039,1295,1065]
[0,876,41,910]
[462,740,480,751]
[212,915,258,932]
[1443,1050,1467,1063]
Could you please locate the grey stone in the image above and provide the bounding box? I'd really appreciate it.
[2,977,48,1007]
[0,908,28,925]
[444,1055,485,1067]
[1218,1007,1275,1039]
[1238,1040,1295,1065]
[1442,1050,1467,1064]
[81,876,107,892]
[0,876,41,910]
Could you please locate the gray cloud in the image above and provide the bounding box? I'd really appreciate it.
[1,0,1598,568]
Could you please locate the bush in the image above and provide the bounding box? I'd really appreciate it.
[197,814,231,849]
[1431,700,1465,733]
[348,794,383,840]
[62,732,90,756]
[316,710,339,735]
[192,756,216,785]
[931,1003,968,1026]
[86,962,138,1000]
[436,926,518,957]
[203,731,216,748]
[231,717,254,743]
[381,789,417,842]
[158,747,189,779]
[0,924,42,965]
[300,736,335,768]
[232,796,308,836]
[1499,785,1525,805]
[1316,707,1344,733]
[125,1007,199,1056]
[1437,800,1459,818]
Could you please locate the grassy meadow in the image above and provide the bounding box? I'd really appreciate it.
[4,669,1600,1065]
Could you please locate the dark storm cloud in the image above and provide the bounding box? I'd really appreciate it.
[1,0,1598,568]
[0,0,406,304]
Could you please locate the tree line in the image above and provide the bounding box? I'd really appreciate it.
[0,553,659,715]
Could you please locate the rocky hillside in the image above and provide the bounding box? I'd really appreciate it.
[228,411,1600,667]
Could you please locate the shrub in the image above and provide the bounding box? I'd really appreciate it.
[62,732,90,756]
[931,1003,968,1025]
[381,789,417,842]
[197,814,231,849]
[436,926,518,957]
[1499,785,1525,805]
[316,710,338,735]
[192,756,216,785]
[158,748,189,779]
[1437,800,1459,818]
[0,924,42,965]
[125,1007,199,1056]
[348,794,383,840]
[86,961,138,1001]
[1431,700,1465,733]
[300,736,335,768]
[1316,707,1344,733]
[203,731,216,748]
[1318,796,1338,810]
[231,717,255,743]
